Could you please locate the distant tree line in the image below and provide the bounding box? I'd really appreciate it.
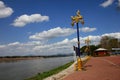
[0,53,73,58]
[0,56,42,58]
[80,45,100,56]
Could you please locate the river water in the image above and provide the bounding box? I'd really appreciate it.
[0,56,73,80]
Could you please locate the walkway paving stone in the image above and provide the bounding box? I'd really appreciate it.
[63,56,120,80]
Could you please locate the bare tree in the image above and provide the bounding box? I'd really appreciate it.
[100,36,119,50]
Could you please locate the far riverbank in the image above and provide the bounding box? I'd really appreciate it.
[0,54,73,63]
[0,57,43,63]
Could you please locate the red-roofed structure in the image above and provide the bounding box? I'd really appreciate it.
[94,48,110,56]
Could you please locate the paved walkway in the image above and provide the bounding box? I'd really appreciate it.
[63,56,120,80]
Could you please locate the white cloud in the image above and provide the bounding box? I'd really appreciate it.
[82,35,101,45]
[80,27,96,32]
[29,27,96,40]
[0,45,5,48]
[118,0,120,7]
[0,36,100,56]
[0,32,120,56]
[119,0,120,5]
[0,1,13,18]
[102,32,120,39]
[0,41,43,56]
[100,0,114,8]
[32,38,77,55]
[12,14,49,27]
[0,40,74,56]
[29,27,76,40]
[8,42,20,46]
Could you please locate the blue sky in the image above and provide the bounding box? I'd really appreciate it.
[0,0,120,56]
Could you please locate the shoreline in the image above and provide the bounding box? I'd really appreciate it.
[22,56,90,80]
[25,61,74,80]
[44,56,90,80]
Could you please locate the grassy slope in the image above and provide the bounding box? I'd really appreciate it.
[25,61,74,80]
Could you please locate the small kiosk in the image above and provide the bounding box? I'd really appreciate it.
[94,48,109,57]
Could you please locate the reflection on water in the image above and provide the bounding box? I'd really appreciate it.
[0,56,73,80]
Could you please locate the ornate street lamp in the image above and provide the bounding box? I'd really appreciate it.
[85,37,91,55]
[71,10,84,70]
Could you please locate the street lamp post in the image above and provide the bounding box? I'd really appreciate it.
[71,10,84,70]
[76,23,80,57]
[85,37,91,55]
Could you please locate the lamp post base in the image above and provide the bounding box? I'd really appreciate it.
[74,57,82,71]
[77,57,82,70]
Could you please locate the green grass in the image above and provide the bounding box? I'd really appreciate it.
[25,61,74,80]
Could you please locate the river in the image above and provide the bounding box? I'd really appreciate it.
[0,56,73,80]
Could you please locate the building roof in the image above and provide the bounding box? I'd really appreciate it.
[95,48,107,51]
